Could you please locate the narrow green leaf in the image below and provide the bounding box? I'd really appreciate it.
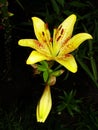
[38,65,47,72]
[69,1,88,8]
[56,0,65,7]
[82,24,98,85]
[67,107,74,117]
[40,61,48,68]
[16,0,24,10]
[76,56,98,87]
[50,0,60,14]
[43,71,49,82]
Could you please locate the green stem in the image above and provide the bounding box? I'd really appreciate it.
[88,40,98,82]
[81,24,98,87]
[76,55,98,87]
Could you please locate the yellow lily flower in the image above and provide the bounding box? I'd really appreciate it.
[36,85,52,122]
[18,14,93,73]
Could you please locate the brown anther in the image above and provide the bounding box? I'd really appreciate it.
[57,35,61,41]
[42,31,45,36]
[61,28,64,35]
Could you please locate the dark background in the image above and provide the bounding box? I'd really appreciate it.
[0,0,98,108]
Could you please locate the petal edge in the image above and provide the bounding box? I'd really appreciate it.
[59,33,93,55]
[55,54,77,73]
[26,51,50,65]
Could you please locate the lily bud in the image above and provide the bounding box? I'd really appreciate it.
[36,85,52,123]
[52,69,64,77]
[48,75,56,86]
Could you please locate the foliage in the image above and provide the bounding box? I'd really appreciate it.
[37,61,63,83]
[0,0,12,80]
[57,90,81,116]
[0,0,98,129]
[11,0,98,87]
[0,102,98,130]
[76,104,98,130]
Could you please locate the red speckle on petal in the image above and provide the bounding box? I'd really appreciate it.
[49,38,53,42]
[62,36,71,48]
[65,37,70,43]
[35,40,43,48]
[65,54,70,58]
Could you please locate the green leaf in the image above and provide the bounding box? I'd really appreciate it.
[76,55,98,87]
[43,71,49,82]
[38,65,47,72]
[56,0,65,7]
[40,61,48,68]
[69,1,88,8]
[63,10,74,16]
[50,0,60,14]
[16,0,24,10]
[67,107,74,117]
[78,24,98,87]
[57,90,81,116]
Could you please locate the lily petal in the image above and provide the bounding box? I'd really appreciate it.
[53,14,76,56]
[32,17,52,51]
[26,51,51,65]
[55,54,77,73]
[36,85,52,123]
[18,39,51,56]
[59,33,93,56]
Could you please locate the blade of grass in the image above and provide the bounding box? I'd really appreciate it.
[76,55,98,87]
[82,24,98,83]
[16,0,24,10]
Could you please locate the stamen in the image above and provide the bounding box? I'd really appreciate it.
[41,32,47,43]
[42,31,45,36]
[61,28,64,35]
[57,35,61,41]
[63,37,70,46]
[55,25,63,40]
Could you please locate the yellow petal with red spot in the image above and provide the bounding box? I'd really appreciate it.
[26,51,51,65]
[18,39,51,56]
[36,85,52,123]
[53,14,76,56]
[32,17,52,50]
[59,33,93,56]
[55,54,77,73]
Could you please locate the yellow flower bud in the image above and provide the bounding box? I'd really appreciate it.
[48,75,56,86]
[36,85,52,123]
[52,69,64,77]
